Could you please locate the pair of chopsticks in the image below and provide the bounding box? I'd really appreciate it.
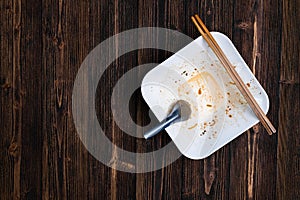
[191,14,276,135]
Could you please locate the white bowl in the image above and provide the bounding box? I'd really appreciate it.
[141,32,269,159]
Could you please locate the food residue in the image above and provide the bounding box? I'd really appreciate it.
[206,104,212,107]
[238,98,246,105]
[208,119,216,126]
[246,83,250,87]
[225,106,232,114]
[229,114,232,118]
[200,129,207,136]
[188,123,198,130]
[229,81,235,85]
[181,70,188,76]
[212,131,217,138]
[198,88,202,95]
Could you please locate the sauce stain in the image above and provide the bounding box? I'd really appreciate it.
[188,123,198,130]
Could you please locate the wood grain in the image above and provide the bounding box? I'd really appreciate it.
[0,0,299,199]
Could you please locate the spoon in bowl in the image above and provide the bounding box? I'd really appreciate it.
[144,100,191,139]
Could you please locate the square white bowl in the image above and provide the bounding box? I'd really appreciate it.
[141,32,269,159]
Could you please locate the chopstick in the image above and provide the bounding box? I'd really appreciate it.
[191,14,276,135]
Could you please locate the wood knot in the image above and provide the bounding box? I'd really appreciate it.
[5,5,13,14]
[1,82,11,89]
[203,156,216,195]
[25,33,32,41]
[237,21,252,30]
[58,41,65,50]
[252,124,260,134]
[54,80,65,108]
[203,169,216,194]
[15,23,21,30]
[0,78,11,90]
[67,157,71,162]
[13,101,22,110]
[8,142,20,158]
[14,23,21,34]
[52,36,65,50]
[52,36,58,44]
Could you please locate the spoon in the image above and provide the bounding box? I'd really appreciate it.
[144,100,191,139]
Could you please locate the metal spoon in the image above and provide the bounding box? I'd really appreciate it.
[144,100,191,139]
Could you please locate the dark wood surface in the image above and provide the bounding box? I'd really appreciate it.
[0,0,299,199]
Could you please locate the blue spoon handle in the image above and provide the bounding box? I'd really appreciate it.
[144,112,180,139]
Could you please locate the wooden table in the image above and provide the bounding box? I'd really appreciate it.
[0,0,299,199]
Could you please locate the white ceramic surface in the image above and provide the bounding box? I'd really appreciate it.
[141,32,269,159]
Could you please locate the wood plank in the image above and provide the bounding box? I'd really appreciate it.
[11,0,22,199]
[42,0,67,198]
[277,0,300,198]
[251,0,281,199]
[18,0,43,198]
[0,1,14,199]
[41,0,91,199]
[86,1,113,199]
[106,0,139,199]
[229,0,281,199]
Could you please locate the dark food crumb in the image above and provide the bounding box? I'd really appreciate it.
[200,129,207,136]
[198,88,202,95]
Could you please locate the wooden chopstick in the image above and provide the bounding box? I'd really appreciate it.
[191,14,276,135]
